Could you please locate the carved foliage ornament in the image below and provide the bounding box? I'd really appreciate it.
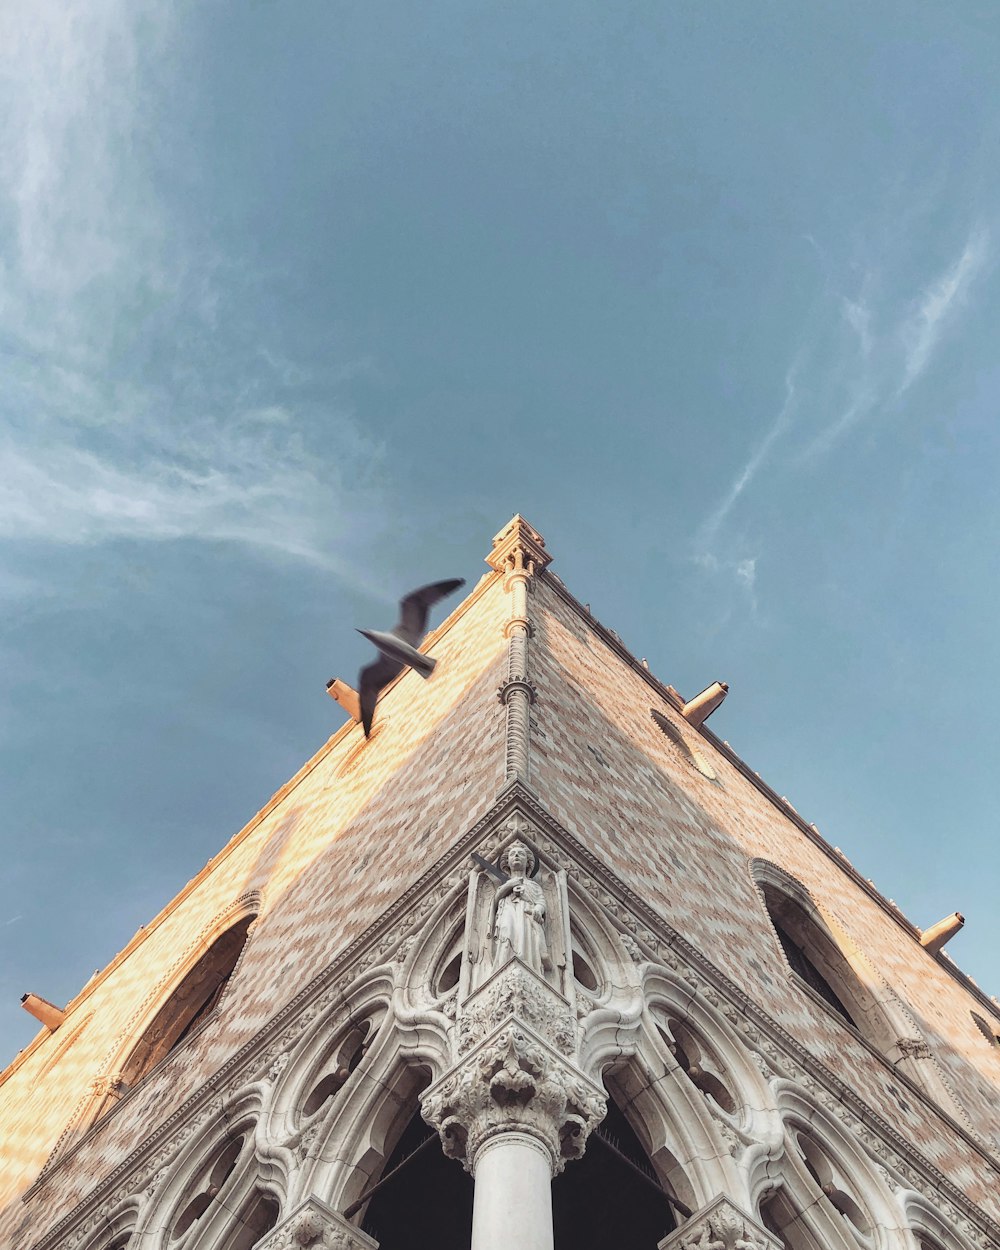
[255,1197,376,1250]
[421,1025,606,1175]
[657,1196,782,1250]
[458,960,575,1057]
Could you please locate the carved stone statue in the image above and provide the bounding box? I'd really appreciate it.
[490,841,550,975]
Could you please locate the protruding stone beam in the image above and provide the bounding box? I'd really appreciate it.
[421,958,605,1250]
[487,516,552,785]
[21,994,66,1031]
[326,678,362,723]
[256,1196,378,1250]
[681,682,729,729]
[657,1195,782,1250]
[920,912,965,954]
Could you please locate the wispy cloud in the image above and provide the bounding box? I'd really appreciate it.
[0,411,385,577]
[691,223,991,605]
[696,366,799,552]
[803,225,989,458]
[0,1,389,599]
[896,229,989,397]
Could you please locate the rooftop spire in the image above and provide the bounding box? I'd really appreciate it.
[486,514,552,577]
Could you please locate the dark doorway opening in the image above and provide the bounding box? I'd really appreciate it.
[553,1100,677,1250]
[361,1111,473,1249]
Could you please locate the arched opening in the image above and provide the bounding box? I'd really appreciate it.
[552,1099,678,1249]
[112,914,255,1107]
[301,1018,372,1119]
[360,1110,473,1249]
[757,880,860,1030]
[171,1136,245,1241]
[660,1019,737,1116]
[437,953,462,995]
[572,948,599,992]
[759,1190,801,1250]
[794,1127,872,1240]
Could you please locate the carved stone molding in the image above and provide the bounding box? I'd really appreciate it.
[657,1195,781,1250]
[458,959,575,1057]
[421,1020,605,1176]
[496,676,537,706]
[256,1197,378,1250]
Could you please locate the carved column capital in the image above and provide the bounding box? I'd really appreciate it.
[421,961,605,1176]
[657,1195,781,1250]
[256,1197,377,1250]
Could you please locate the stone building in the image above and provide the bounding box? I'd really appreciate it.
[2,514,999,1250]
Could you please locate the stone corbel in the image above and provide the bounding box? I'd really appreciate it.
[657,1195,781,1250]
[255,1196,378,1250]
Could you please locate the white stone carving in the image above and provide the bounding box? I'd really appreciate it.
[256,1196,377,1250]
[656,1195,781,1250]
[458,959,575,1057]
[421,1023,606,1175]
[489,841,550,976]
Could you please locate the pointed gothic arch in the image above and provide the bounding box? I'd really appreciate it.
[772,1080,902,1250]
[110,910,256,1105]
[750,860,907,1053]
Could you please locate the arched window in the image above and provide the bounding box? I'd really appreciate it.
[659,1018,738,1116]
[971,1012,1000,1049]
[756,875,862,1031]
[112,913,255,1104]
[300,1017,373,1120]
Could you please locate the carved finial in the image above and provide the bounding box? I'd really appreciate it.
[486,515,552,577]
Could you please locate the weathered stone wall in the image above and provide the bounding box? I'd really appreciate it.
[528,572,1000,1219]
[0,571,510,1241]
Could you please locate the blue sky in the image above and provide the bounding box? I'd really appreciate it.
[2,2,999,1060]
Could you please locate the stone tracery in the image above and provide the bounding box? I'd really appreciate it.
[20,799,1000,1250]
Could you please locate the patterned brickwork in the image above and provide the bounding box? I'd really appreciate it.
[2,522,999,1249]
[528,573,1000,1217]
[0,572,509,1240]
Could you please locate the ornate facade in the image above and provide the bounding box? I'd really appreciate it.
[1,516,999,1250]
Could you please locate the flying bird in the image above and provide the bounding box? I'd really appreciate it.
[356,579,465,737]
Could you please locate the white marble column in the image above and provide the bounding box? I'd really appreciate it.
[421,962,606,1250]
[471,1132,554,1250]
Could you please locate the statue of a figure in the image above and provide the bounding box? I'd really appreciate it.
[490,841,550,974]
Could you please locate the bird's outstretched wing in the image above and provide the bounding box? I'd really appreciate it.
[398,578,465,640]
[359,653,402,737]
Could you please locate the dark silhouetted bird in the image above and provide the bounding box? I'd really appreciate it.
[356,579,465,737]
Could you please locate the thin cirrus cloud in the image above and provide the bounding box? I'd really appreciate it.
[694,223,991,572]
[0,416,383,575]
[0,0,386,593]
